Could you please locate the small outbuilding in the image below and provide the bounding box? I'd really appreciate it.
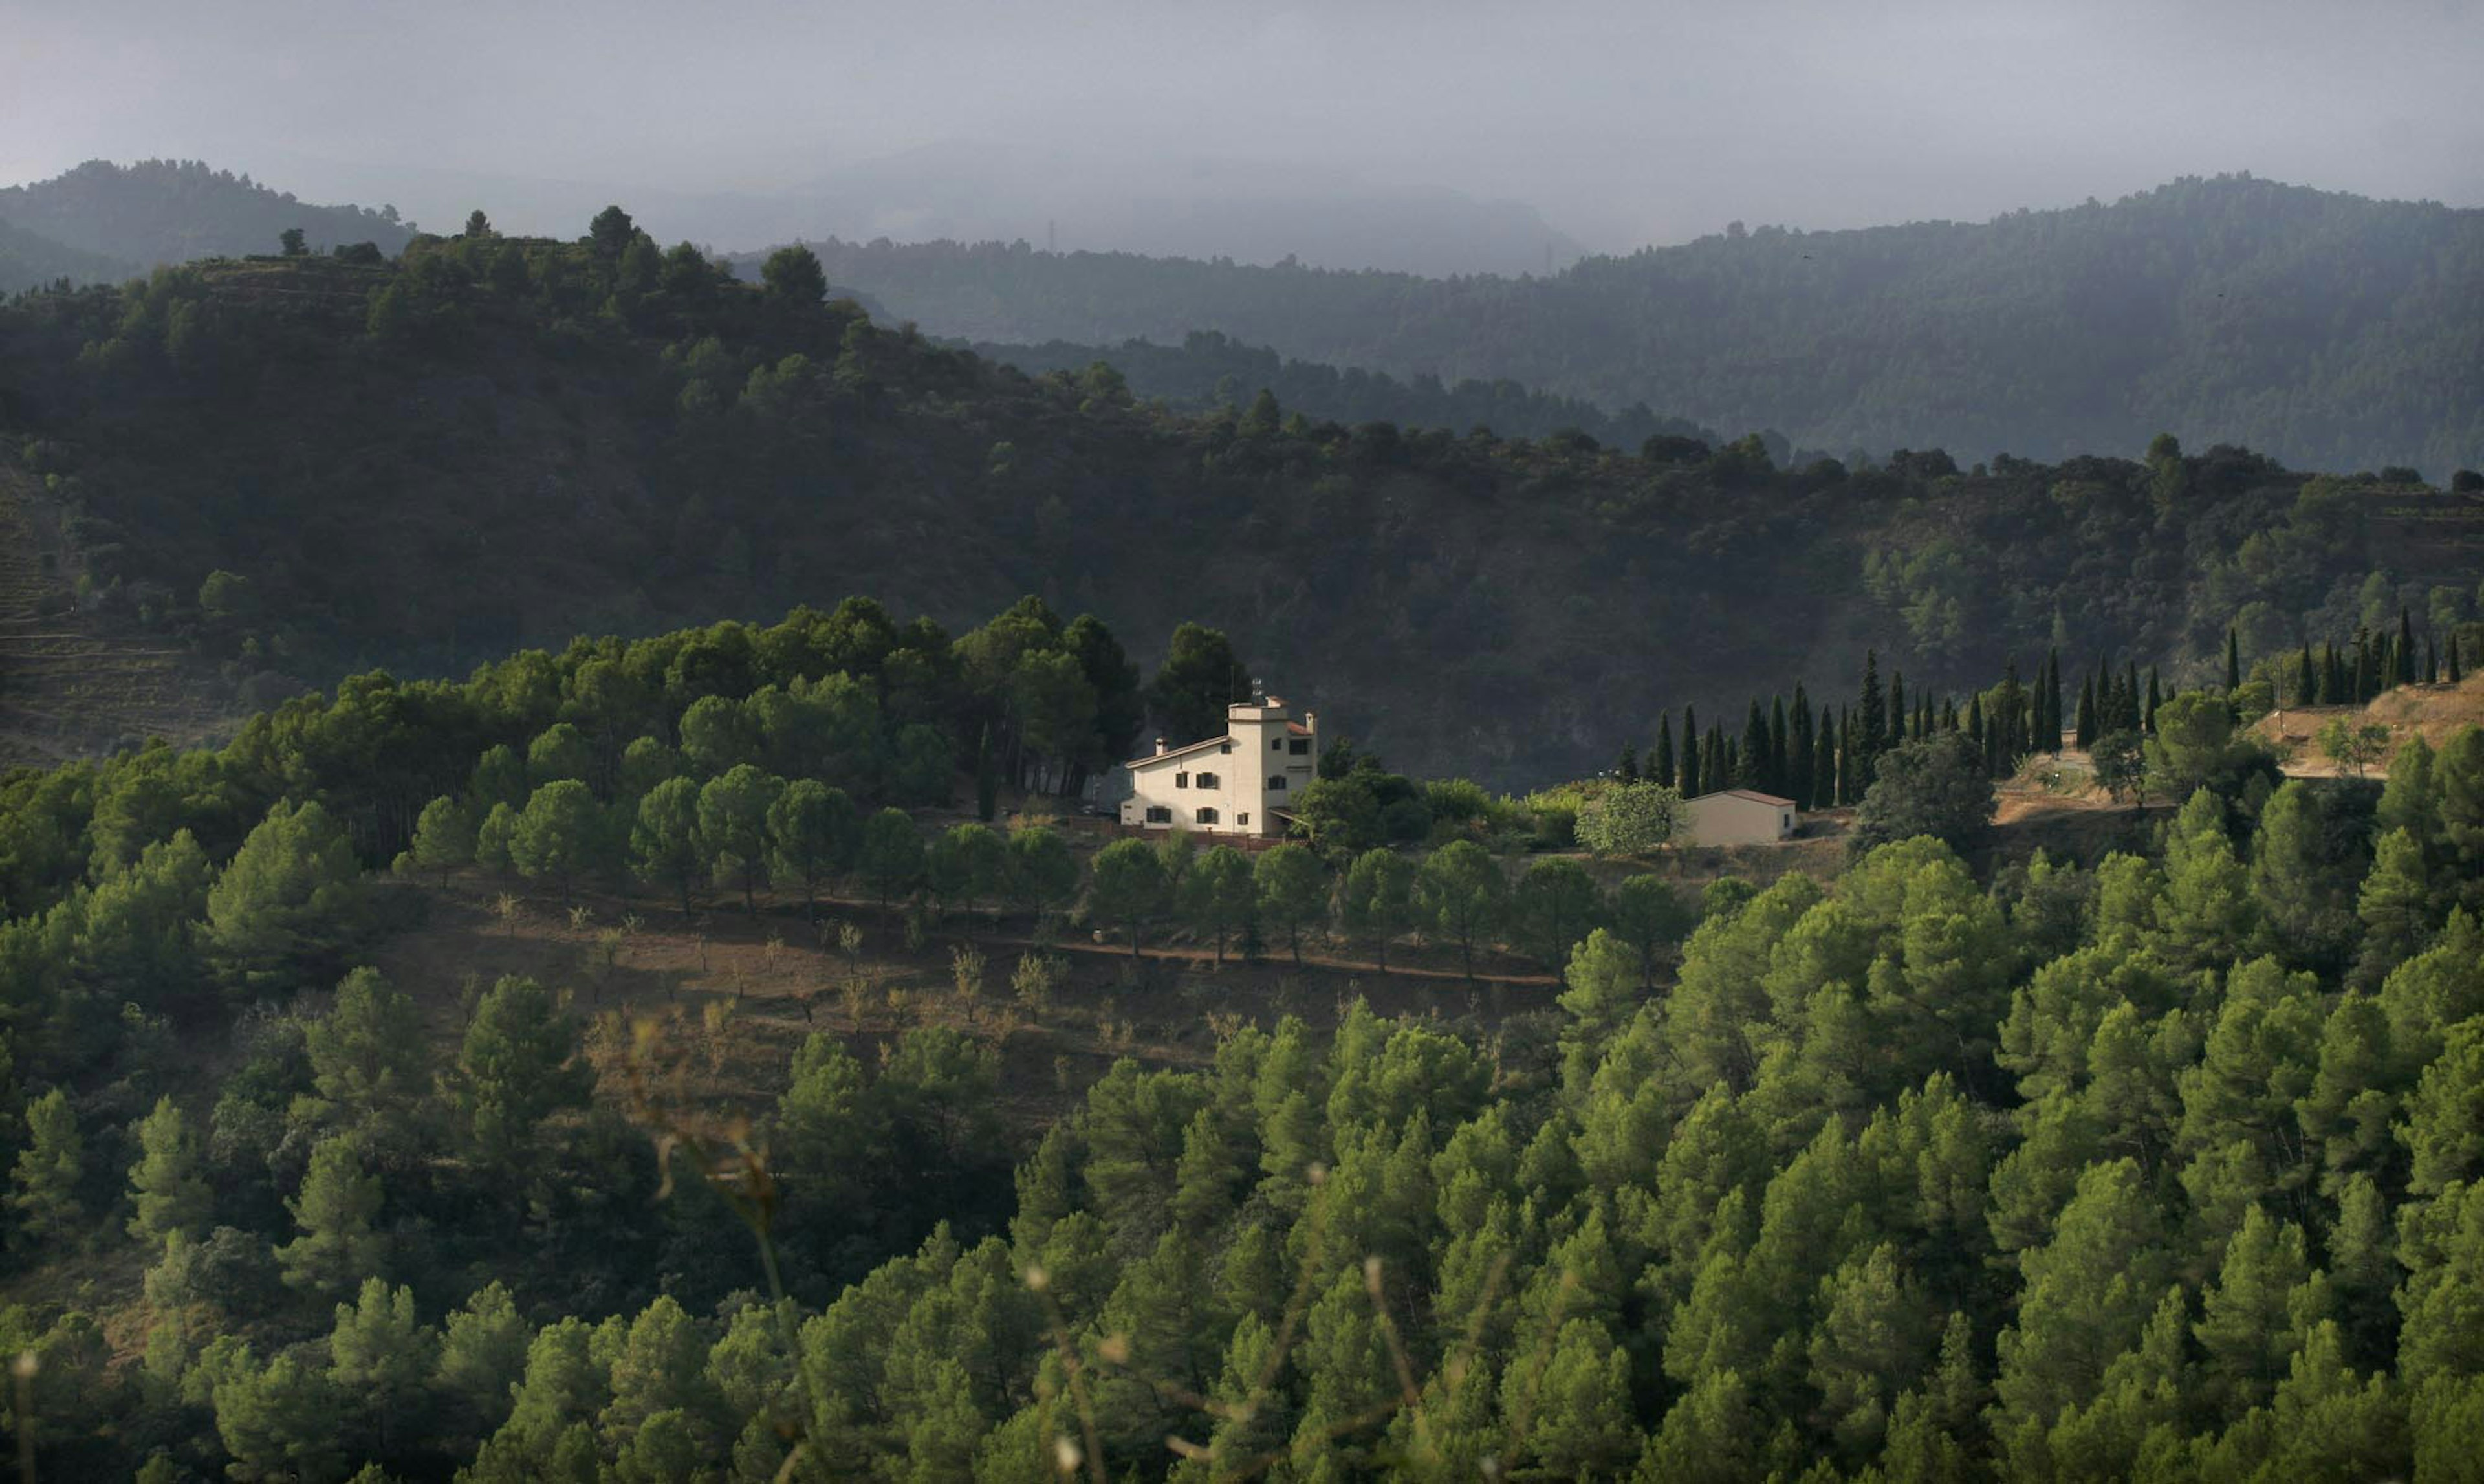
[1683,789,1798,846]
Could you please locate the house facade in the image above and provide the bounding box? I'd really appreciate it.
[1683,788,1798,846]
[1120,693,1318,838]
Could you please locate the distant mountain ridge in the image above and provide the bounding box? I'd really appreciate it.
[0,216,132,294]
[0,159,414,272]
[794,175,2484,476]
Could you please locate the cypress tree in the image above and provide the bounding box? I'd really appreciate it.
[2452,633,2465,685]
[2426,638,2439,684]
[2399,608,2419,685]
[1966,692,1985,754]
[1617,744,1639,783]
[1768,695,1789,796]
[2295,644,2316,708]
[2225,627,2241,691]
[1789,694,1814,809]
[2076,675,2097,748]
[1860,651,1886,758]
[1889,670,1908,746]
[1679,708,1702,797]
[2145,668,2161,731]
[1835,709,1853,805]
[1814,704,1836,809]
[2352,637,2373,704]
[1739,701,1770,790]
[2045,647,2064,752]
[2320,642,2344,704]
[1707,729,1731,792]
[1653,713,1677,791]
[2124,661,2142,729]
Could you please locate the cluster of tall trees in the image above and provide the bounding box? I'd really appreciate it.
[1625,650,2075,811]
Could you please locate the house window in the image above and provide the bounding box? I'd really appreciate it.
[1220,742,1232,753]
[1288,738,1311,755]
[1267,775,1288,791]
[1195,772,1219,788]
[1144,806,1172,824]
[1175,772,1189,788]
[1271,738,1283,751]
[1237,813,1250,827]
[1195,807,1219,825]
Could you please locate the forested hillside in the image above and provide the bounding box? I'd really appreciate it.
[962,330,1719,452]
[1,210,2478,785]
[5,584,2484,1477]
[0,160,413,272]
[0,216,132,294]
[796,175,2484,476]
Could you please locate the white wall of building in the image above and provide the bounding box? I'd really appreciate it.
[1120,695,1318,838]
[1684,790,1797,846]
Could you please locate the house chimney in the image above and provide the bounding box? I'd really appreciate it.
[1303,710,1317,735]
[1154,737,1167,756]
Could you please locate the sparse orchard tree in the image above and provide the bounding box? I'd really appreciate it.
[409,796,475,888]
[1253,843,1330,967]
[1338,847,1417,972]
[1184,844,1257,964]
[633,776,706,915]
[1417,840,1508,979]
[1088,838,1170,957]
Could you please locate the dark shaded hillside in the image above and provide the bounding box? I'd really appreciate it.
[0,233,2472,786]
[963,329,1721,451]
[0,159,414,270]
[0,217,132,294]
[796,175,2484,477]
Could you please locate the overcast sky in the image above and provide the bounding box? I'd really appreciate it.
[6,0,2479,254]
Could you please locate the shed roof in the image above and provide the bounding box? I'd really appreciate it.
[1690,789,1796,807]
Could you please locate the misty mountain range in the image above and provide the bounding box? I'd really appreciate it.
[2,158,2477,475]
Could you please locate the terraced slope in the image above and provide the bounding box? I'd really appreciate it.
[0,479,232,769]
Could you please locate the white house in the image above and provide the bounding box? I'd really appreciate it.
[1683,789,1798,846]
[1120,691,1319,839]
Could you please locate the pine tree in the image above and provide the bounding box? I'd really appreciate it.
[1653,712,1677,791]
[126,1096,212,1246]
[8,1089,85,1250]
[278,1134,385,1297]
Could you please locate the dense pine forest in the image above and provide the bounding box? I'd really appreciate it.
[2,207,2478,783]
[4,569,2484,1476]
[790,175,2484,477]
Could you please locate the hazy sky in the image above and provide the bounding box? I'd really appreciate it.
[6,0,2479,253]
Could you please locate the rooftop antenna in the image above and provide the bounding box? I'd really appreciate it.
[1250,676,1266,703]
